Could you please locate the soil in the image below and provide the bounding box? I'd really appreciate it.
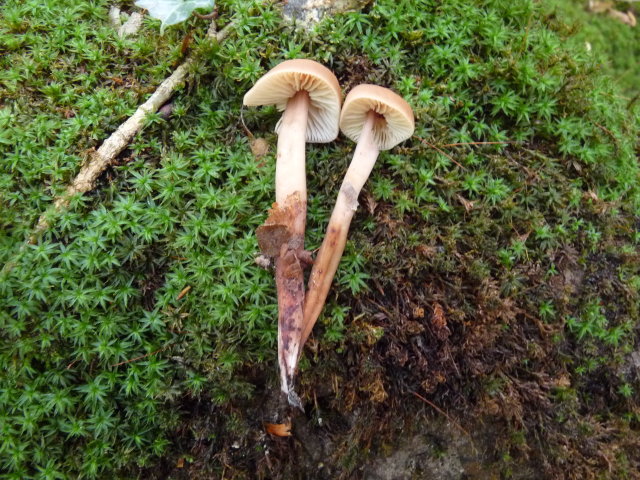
[138,211,640,480]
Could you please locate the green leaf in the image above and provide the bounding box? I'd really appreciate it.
[135,0,214,34]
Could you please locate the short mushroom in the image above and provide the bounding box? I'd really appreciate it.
[243,59,341,405]
[302,85,414,345]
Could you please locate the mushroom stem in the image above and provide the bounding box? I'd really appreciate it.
[276,90,310,236]
[302,110,380,345]
[268,90,311,404]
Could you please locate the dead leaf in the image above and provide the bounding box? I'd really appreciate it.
[250,138,269,158]
[364,192,377,214]
[554,375,571,389]
[432,303,446,329]
[265,422,292,437]
[587,0,613,13]
[176,458,185,468]
[118,12,144,38]
[584,190,599,201]
[176,285,191,300]
[357,322,384,346]
[415,245,436,257]
[256,223,291,257]
[421,371,446,393]
[405,320,425,336]
[109,6,122,28]
[626,10,636,27]
[413,306,425,318]
[158,102,173,119]
[180,31,193,56]
[607,8,637,26]
[432,302,451,340]
[457,194,474,212]
[361,375,388,403]
[516,231,531,243]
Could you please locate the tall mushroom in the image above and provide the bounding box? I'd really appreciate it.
[243,59,341,406]
[302,85,414,345]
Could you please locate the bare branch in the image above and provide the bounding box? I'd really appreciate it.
[32,20,234,238]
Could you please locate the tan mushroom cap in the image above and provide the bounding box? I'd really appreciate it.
[243,59,342,143]
[339,85,415,151]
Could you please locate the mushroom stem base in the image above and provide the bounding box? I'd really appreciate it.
[256,192,308,406]
[300,188,354,347]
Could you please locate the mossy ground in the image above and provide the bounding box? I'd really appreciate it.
[1,0,639,478]
[547,0,640,97]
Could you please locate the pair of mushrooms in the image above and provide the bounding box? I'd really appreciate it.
[244,59,414,407]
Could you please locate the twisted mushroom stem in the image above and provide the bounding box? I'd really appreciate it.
[301,110,380,346]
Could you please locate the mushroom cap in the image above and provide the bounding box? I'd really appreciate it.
[339,85,415,151]
[243,59,342,143]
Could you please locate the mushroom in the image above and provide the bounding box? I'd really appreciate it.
[243,59,341,406]
[244,59,341,236]
[302,85,414,345]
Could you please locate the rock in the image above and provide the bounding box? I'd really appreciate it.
[119,12,144,38]
[283,0,369,25]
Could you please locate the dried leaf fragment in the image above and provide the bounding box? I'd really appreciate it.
[118,12,144,38]
[415,244,436,257]
[432,302,451,340]
[607,9,636,26]
[177,285,191,300]
[553,375,571,389]
[587,0,613,13]
[109,6,122,28]
[432,303,446,328]
[457,194,474,212]
[587,0,637,26]
[265,422,292,437]
[361,375,388,403]
[250,137,270,158]
[364,192,377,214]
[254,254,272,269]
[256,196,303,256]
[256,224,291,257]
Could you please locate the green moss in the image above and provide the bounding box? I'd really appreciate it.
[546,0,640,97]
[1,0,639,478]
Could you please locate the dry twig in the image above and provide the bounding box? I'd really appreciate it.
[440,141,514,147]
[413,135,465,169]
[111,344,171,367]
[32,20,234,238]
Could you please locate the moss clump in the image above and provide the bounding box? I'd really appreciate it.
[547,0,640,97]
[1,0,639,478]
